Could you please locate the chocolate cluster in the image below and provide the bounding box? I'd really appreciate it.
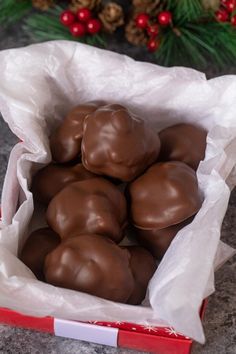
[20,228,60,281]
[46,178,127,243]
[44,235,156,304]
[32,163,96,205]
[128,161,202,230]
[81,104,161,181]
[159,123,207,171]
[50,102,104,163]
[20,102,207,304]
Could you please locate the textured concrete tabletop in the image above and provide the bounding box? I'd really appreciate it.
[0,22,236,354]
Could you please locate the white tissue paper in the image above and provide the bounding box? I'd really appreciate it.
[0,41,235,344]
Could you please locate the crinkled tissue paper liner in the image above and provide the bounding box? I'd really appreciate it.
[0,41,235,344]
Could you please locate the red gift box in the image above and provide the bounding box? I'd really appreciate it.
[0,301,207,354]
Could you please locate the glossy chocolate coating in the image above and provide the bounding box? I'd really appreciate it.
[46,177,127,243]
[159,123,207,170]
[82,104,161,181]
[125,246,157,305]
[50,102,104,163]
[20,228,60,281]
[136,217,194,260]
[128,161,202,230]
[44,234,135,303]
[32,163,96,205]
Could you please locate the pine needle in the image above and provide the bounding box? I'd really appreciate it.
[155,22,236,69]
[176,0,204,22]
[0,0,31,26]
[167,0,205,22]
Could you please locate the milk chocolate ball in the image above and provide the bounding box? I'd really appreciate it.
[32,163,96,205]
[50,102,104,163]
[128,161,202,230]
[82,104,161,181]
[46,178,127,243]
[125,246,157,305]
[136,217,194,260]
[20,228,60,281]
[44,235,135,303]
[159,123,207,170]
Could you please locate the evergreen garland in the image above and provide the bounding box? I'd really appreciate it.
[1,0,236,70]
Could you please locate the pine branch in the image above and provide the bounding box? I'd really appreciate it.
[186,22,236,67]
[155,22,236,69]
[176,0,204,21]
[24,6,73,41]
[167,0,209,22]
[24,6,106,46]
[0,0,31,27]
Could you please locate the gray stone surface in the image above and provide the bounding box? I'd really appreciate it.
[0,20,236,354]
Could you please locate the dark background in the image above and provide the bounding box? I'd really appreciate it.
[0,13,236,354]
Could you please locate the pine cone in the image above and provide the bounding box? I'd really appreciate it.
[125,19,148,46]
[99,3,124,33]
[70,0,101,12]
[32,0,54,10]
[132,0,160,14]
[202,0,220,10]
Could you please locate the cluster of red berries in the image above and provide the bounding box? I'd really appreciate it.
[135,11,172,53]
[60,8,102,37]
[215,0,236,25]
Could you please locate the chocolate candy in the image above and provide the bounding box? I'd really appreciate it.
[20,228,60,281]
[128,161,202,230]
[44,234,135,303]
[31,163,96,205]
[46,177,127,243]
[136,217,194,260]
[159,123,207,170]
[82,104,161,181]
[125,246,156,305]
[50,102,103,163]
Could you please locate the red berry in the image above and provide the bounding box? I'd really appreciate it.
[60,10,76,27]
[147,24,159,37]
[86,19,102,34]
[135,13,149,29]
[215,8,229,21]
[158,11,172,25]
[77,8,92,22]
[231,14,236,25]
[70,22,86,37]
[147,38,160,52]
[225,0,236,12]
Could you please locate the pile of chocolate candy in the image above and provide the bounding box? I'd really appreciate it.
[20,102,207,305]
